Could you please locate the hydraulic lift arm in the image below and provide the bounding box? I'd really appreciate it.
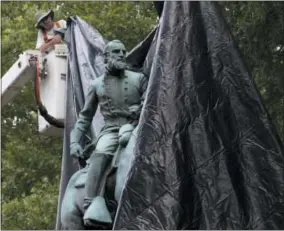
[1,45,68,137]
[1,50,40,107]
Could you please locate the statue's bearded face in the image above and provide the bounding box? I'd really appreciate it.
[105,41,127,72]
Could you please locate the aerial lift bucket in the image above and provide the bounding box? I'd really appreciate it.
[37,44,68,137]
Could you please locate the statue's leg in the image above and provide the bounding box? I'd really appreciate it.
[84,128,119,226]
[85,153,112,203]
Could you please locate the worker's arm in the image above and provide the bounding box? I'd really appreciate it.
[39,34,63,52]
[35,30,44,50]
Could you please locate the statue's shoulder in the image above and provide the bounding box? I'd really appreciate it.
[91,75,104,88]
[124,70,145,79]
[97,74,105,82]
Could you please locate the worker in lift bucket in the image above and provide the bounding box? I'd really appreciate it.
[35,10,67,53]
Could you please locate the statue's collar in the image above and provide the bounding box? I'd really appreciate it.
[105,68,125,78]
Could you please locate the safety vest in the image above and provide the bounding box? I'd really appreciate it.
[42,21,61,43]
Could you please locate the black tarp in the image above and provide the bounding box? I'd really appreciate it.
[55,16,106,230]
[113,1,284,230]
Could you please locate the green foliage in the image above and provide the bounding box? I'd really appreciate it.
[2,178,60,230]
[221,1,284,140]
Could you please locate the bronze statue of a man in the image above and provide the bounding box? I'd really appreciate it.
[70,40,148,226]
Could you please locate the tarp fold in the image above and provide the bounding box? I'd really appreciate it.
[113,1,284,229]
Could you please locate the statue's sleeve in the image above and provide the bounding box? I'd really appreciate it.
[70,81,98,144]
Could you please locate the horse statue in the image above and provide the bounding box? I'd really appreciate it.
[60,126,139,230]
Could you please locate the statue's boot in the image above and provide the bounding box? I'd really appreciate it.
[83,196,112,226]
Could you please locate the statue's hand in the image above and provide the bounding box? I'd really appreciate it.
[70,143,83,158]
[119,124,135,147]
[128,105,141,117]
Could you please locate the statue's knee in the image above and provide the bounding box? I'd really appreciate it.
[119,124,134,147]
[91,151,105,159]
[88,152,112,171]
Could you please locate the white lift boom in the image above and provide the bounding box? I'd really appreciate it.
[1,45,68,137]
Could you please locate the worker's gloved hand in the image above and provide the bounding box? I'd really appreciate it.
[70,143,83,158]
[40,43,50,53]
